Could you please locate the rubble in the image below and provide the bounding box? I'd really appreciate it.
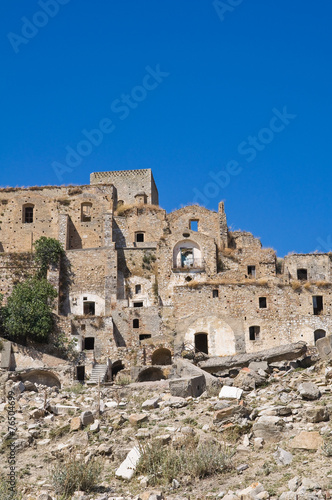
[1,355,332,499]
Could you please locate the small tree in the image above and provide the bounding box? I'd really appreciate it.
[34,237,64,277]
[3,277,57,343]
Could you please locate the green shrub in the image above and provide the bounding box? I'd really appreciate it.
[51,454,102,497]
[2,276,57,342]
[34,237,64,277]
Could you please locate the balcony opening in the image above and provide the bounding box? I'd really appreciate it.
[212,289,219,298]
[173,240,203,270]
[195,333,208,354]
[83,301,95,316]
[313,296,323,315]
[83,337,95,350]
[297,268,308,280]
[135,284,142,294]
[259,297,267,309]
[249,325,260,341]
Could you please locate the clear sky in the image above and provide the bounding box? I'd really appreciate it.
[1,0,332,257]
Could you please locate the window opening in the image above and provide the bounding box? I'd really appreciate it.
[313,296,323,315]
[249,326,260,340]
[83,301,95,315]
[259,297,267,308]
[297,269,308,280]
[247,265,256,277]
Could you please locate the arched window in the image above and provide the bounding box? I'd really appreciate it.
[81,202,92,222]
[23,204,34,224]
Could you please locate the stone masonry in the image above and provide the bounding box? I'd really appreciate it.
[0,168,330,381]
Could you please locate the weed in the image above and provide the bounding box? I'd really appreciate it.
[137,437,234,486]
[64,383,85,395]
[291,280,302,291]
[322,439,332,457]
[49,424,70,440]
[115,373,131,386]
[51,453,102,497]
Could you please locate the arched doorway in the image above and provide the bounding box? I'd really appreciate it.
[112,360,125,380]
[151,348,172,365]
[195,333,208,354]
[137,367,166,382]
[314,329,326,344]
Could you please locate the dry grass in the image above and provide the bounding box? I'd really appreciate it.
[291,280,302,291]
[115,202,162,216]
[137,436,234,486]
[222,248,235,256]
[51,453,102,497]
[314,281,331,288]
[303,281,312,290]
[68,187,83,195]
[185,278,270,288]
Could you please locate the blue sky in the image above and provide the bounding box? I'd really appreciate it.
[1,0,332,256]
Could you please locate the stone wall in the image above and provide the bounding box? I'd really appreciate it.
[90,169,159,205]
[0,184,115,253]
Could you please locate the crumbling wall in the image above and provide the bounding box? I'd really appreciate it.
[90,169,159,205]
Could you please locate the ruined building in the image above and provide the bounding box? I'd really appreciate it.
[0,169,330,381]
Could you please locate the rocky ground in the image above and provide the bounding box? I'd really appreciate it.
[1,357,332,500]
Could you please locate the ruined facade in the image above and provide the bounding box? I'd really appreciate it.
[0,169,330,380]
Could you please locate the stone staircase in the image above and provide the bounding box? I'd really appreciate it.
[87,364,108,385]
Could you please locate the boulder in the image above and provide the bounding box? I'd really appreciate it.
[70,417,82,431]
[274,447,293,465]
[13,381,25,395]
[248,361,269,373]
[129,413,148,426]
[236,482,265,500]
[298,382,321,400]
[80,410,94,426]
[252,416,285,441]
[233,369,266,390]
[142,397,160,410]
[199,342,307,373]
[214,404,247,423]
[219,385,243,400]
[169,375,206,398]
[316,335,332,360]
[289,431,324,450]
[29,408,45,419]
[306,406,329,423]
[24,381,38,392]
[115,446,141,480]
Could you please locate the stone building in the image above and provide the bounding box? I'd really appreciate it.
[0,168,330,381]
